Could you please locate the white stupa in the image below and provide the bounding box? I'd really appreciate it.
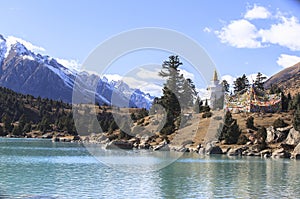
[206,70,224,109]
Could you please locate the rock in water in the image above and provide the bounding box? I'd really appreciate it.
[105,140,133,150]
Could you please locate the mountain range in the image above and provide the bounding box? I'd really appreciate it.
[0,34,154,109]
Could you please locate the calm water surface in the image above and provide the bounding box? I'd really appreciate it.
[0,138,300,198]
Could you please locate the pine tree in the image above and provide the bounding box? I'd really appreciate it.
[293,105,300,131]
[0,125,7,136]
[234,74,249,93]
[269,84,282,94]
[181,78,197,109]
[2,114,13,133]
[23,123,32,133]
[222,80,230,93]
[12,124,22,136]
[220,111,241,144]
[254,72,267,90]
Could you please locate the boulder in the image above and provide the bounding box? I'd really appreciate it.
[204,143,223,154]
[198,147,205,154]
[291,143,300,159]
[105,140,133,150]
[271,148,290,159]
[227,147,243,156]
[266,126,286,143]
[153,140,169,151]
[277,126,292,133]
[209,146,223,154]
[41,132,53,139]
[260,149,272,158]
[285,128,300,146]
[138,141,150,149]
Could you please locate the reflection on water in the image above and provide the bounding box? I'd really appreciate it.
[0,138,300,198]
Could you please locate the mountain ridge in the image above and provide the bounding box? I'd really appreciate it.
[0,34,154,109]
[264,62,300,96]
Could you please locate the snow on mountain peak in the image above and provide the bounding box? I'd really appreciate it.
[5,36,45,57]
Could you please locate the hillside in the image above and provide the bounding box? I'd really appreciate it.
[264,62,300,96]
[0,86,76,137]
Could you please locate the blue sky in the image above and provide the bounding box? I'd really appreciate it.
[1,0,300,96]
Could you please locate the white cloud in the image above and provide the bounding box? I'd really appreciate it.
[221,75,235,86]
[244,4,271,20]
[197,88,209,99]
[180,69,195,80]
[276,54,300,68]
[258,16,300,51]
[215,5,300,51]
[135,67,163,81]
[6,36,45,53]
[103,73,163,96]
[203,27,212,33]
[122,76,163,97]
[215,19,262,48]
[56,58,80,70]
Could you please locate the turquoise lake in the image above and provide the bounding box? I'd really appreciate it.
[0,138,300,198]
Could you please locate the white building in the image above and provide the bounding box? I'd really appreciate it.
[205,70,224,110]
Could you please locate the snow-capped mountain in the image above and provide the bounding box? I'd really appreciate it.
[0,34,154,109]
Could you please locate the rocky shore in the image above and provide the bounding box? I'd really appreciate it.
[64,124,300,160]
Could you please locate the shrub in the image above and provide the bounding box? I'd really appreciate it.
[160,125,174,135]
[256,127,267,143]
[202,105,211,113]
[246,116,254,129]
[237,134,249,145]
[202,112,212,118]
[273,118,288,129]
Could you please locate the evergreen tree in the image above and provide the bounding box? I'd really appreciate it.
[180,78,197,109]
[2,114,13,133]
[281,92,290,112]
[108,120,118,134]
[118,118,133,139]
[293,105,300,131]
[254,72,267,90]
[157,55,186,135]
[234,74,249,93]
[219,111,241,144]
[159,55,182,93]
[23,123,32,133]
[12,124,22,136]
[193,97,203,113]
[0,125,7,136]
[38,116,51,133]
[289,94,300,110]
[18,114,27,132]
[269,84,282,94]
[222,79,230,93]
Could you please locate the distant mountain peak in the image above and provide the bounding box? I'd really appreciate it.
[0,33,154,109]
